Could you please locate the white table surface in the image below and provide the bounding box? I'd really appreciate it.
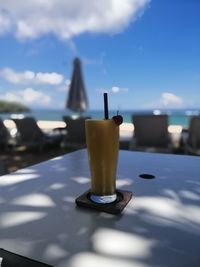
[0,149,200,267]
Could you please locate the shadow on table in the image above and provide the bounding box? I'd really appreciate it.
[0,150,199,267]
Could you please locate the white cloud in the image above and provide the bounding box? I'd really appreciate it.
[144,92,184,109]
[0,68,35,84]
[97,86,129,94]
[0,68,63,85]
[0,10,11,35]
[0,92,20,103]
[161,92,183,107]
[111,86,129,93]
[65,79,71,87]
[56,79,71,92]
[20,88,51,105]
[36,72,63,85]
[0,0,150,40]
[0,88,51,106]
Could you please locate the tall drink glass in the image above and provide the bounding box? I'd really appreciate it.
[85,119,119,203]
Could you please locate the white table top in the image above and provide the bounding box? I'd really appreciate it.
[0,149,200,267]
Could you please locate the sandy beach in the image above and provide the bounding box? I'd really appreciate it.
[1,119,185,174]
[4,119,182,134]
[4,119,183,147]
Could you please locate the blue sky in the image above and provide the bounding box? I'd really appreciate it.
[0,0,199,111]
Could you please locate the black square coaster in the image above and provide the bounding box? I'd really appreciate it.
[75,189,133,214]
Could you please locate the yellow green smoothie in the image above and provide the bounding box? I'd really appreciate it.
[86,119,119,199]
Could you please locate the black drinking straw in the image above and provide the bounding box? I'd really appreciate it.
[104,93,109,119]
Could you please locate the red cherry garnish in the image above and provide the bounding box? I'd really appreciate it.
[112,115,123,125]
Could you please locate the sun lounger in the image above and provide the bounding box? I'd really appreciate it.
[0,160,6,175]
[129,114,173,153]
[0,118,14,150]
[63,116,90,149]
[12,117,62,152]
[183,116,200,155]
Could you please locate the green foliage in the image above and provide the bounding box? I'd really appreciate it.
[0,100,30,113]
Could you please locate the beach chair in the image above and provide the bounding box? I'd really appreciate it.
[183,116,200,155]
[63,116,90,149]
[129,114,173,153]
[0,118,14,150]
[13,117,62,152]
[0,160,6,175]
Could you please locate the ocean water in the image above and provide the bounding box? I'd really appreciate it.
[1,109,200,128]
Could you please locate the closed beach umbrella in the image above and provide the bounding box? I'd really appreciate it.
[66,57,88,114]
